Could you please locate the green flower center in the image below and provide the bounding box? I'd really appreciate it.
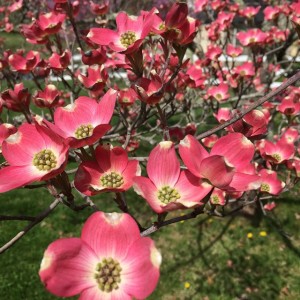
[271,153,282,163]
[95,257,122,293]
[120,31,137,48]
[33,149,57,171]
[158,186,180,204]
[100,172,124,188]
[159,23,165,30]
[215,93,222,101]
[75,124,94,139]
[211,195,220,205]
[261,183,270,192]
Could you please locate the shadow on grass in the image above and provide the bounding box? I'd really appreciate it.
[160,203,300,300]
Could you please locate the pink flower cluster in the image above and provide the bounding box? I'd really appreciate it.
[0,0,299,298]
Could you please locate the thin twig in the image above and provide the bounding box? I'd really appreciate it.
[0,215,35,222]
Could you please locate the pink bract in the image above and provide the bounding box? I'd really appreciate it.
[0,123,17,152]
[194,0,208,12]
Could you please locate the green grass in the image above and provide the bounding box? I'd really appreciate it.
[0,32,29,52]
[0,187,300,300]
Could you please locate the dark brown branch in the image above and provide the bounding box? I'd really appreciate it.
[141,191,262,236]
[67,0,84,50]
[141,205,206,236]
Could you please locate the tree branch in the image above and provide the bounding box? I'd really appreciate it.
[0,215,35,222]
[0,198,60,254]
[141,205,206,236]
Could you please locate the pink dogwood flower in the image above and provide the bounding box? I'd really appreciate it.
[268,27,289,43]
[0,123,69,193]
[239,6,261,19]
[259,137,295,164]
[216,12,235,31]
[210,188,226,206]
[39,211,161,299]
[80,48,107,66]
[87,12,152,54]
[1,82,30,112]
[277,96,300,116]
[75,145,139,196]
[118,88,139,106]
[8,0,23,12]
[194,0,208,12]
[237,29,268,47]
[179,133,261,192]
[288,157,300,177]
[226,109,268,140]
[207,83,230,102]
[214,108,231,124]
[226,44,243,57]
[264,201,276,211]
[37,12,66,35]
[259,169,285,195]
[281,127,299,144]
[158,3,200,45]
[202,134,218,148]
[90,1,109,15]
[134,72,163,105]
[52,89,117,148]
[20,20,48,44]
[264,6,280,21]
[233,62,255,78]
[206,45,222,61]
[9,50,40,73]
[186,61,206,88]
[33,84,62,109]
[78,66,108,96]
[48,50,71,71]
[133,141,212,214]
